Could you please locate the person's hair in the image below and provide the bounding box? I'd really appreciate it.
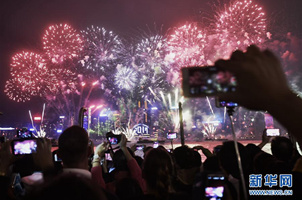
[134,156,143,169]
[143,148,174,200]
[253,151,277,174]
[271,136,293,162]
[203,156,220,172]
[192,150,202,168]
[58,125,89,167]
[218,141,249,179]
[173,145,195,169]
[113,148,134,171]
[116,178,143,200]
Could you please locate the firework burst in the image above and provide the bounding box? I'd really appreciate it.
[214,0,267,57]
[131,30,172,101]
[4,52,48,102]
[80,26,124,72]
[114,66,137,91]
[4,78,32,102]
[167,23,207,69]
[43,24,83,64]
[43,61,78,94]
[135,34,168,71]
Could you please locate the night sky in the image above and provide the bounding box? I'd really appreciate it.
[0,0,301,126]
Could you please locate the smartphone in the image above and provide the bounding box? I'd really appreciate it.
[266,128,280,136]
[12,138,37,155]
[107,135,121,145]
[17,129,33,138]
[136,145,145,151]
[54,153,62,162]
[215,98,238,108]
[264,113,274,129]
[83,110,89,131]
[166,132,177,139]
[205,174,225,200]
[153,141,159,148]
[182,66,236,97]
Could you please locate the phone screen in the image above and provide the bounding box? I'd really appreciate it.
[182,66,236,97]
[153,142,159,148]
[266,129,280,136]
[218,101,238,108]
[12,139,37,155]
[54,153,62,162]
[136,145,145,151]
[105,153,112,161]
[108,137,119,145]
[167,132,177,139]
[83,111,89,131]
[205,174,225,200]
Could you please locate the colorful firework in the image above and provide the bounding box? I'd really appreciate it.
[135,34,168,71]
[4,78,32,102]
[167,23,207,69]
[80,26,124,72]
[4,52,48,102]
[44,61,78,94]
[128,29,172,100]
[148,89,189,132]
[214,0,267,58]
[114,66,138,91]
[43,24,83,64]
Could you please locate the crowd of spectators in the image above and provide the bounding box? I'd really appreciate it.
[1,46,302,200]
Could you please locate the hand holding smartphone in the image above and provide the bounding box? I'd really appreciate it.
[106,132,122,145]
[205,174,225,200]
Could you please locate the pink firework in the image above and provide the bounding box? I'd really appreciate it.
[214,0,267,57]
[4,52,48,102]
[43,24,83,63]
[167,23,207,69]
[43,61,78,94]
[4,78,32,102]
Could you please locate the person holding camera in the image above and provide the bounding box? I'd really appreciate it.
[216,45,302,147]
[91,133,145,194]
[216,45,302,199]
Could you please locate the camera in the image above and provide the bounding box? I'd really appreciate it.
[11,138,37,155]
[17,129,33,138]
[266,128,280,136]
[205,174,225,200]
[106,132,121,145]
[182,66,236,97]
[166,132,177,139]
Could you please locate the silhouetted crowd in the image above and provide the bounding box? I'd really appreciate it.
[1,46,302,200]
